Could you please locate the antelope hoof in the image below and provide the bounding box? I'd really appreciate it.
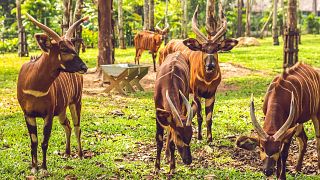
[169,168,175,175]
[31,167,37,175]
[39,169,49,177]
[154,167,160,175]
[78,151,83,158]
[207,137,213,143]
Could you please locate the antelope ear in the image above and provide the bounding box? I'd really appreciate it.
[183,38,202,51]
[156,108,172,126]
[219,38,238,51]
[34,33,52,52]
[236,135,259,151]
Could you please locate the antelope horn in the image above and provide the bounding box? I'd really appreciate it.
[192,5,208,43]
[162,22,170,33]
[273,92,296,141]
[65,16,89,40]
[210,2,227,43]
[155,21,162,31]
[166,90,183,126]
[250,94,268,141]
[179,90,193,126]
[26,13,62,43]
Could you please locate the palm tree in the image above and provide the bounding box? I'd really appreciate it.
[143,0,149,30]
[272,0,279,45]
[149,0,154,31]
[118,0,126,49]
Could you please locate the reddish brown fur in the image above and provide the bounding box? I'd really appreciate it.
[159,38,238,142]
[154,51,193,174]
[134,30,167,71]
[237,63,320,179]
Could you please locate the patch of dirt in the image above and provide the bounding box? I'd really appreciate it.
[82,63,255,95]
[123,133,319,176]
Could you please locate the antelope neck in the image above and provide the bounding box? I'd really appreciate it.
[26,51,61,93]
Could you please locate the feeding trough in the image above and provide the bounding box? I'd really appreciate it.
[100,64,150,95]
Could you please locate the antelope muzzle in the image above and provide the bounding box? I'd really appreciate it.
[204,54,216,73]
[62,56,88,74]
[177,145,192,165]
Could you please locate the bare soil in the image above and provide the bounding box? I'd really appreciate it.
[82,63,254,94]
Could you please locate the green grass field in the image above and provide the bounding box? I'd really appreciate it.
[1,35,320,179]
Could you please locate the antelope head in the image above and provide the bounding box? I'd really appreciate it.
[155,20,170,40]
[236,93,298,177]
[156,90,193,165]
[183,4,238,73]
[26,13,88,74]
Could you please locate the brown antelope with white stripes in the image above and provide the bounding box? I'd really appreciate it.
[134,21,169,71]
[154,51,193,174]
[17,13,88,174]
[236,62,320,179]
[159,5,238,142]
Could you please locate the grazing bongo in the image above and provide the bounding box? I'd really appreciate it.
[134,21,169,71]
[17,14,88,174]
[154,51,193,174]
[159,5,238,142]
[236,62,320,179]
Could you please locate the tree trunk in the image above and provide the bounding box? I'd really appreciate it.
[164,0,169,44]
[280,0,286,36]
[272,0,279,45]
[16,0,28,57]
[143,0,149,30]
[284,0,298,68]
[181,0,188,38]
[149,0,154,31]
[206,0,217,37]
[62,0,72,35]
[245,0,251,37]
[118,0,126,49]
[98,0,114,71]
[260,10,273,38]
[73,0,84,53]
[313,0,317,16]
[237,0,243,37]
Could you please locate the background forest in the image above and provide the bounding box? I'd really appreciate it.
[1,0,320,53]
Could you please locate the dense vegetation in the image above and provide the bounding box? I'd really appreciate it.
[1,0,320,53]
[1,35,320,179]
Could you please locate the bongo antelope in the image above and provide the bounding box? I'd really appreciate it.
[134,21,169,71]
[154,51,193,174]
[237,62,320,179]
[159,5,238,142]
[17,13,88,174]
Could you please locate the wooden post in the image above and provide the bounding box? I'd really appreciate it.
[143,0,149,30]
[164,0,169,44]
[118,0,126,49]
[149,0,154,31]
[181,0,188,38]
[283,0,298,68]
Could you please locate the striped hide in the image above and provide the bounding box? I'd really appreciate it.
[154,51,193,174]
[134,30,165,71]
[159,38,237,143]
[17,14,88,174]
[236,62,320,179]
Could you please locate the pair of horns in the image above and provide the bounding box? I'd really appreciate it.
[192,3,227,43]
[250,92,296,141]
[26,13,89,42]
[166,90,193,126]
[155,21,169,33]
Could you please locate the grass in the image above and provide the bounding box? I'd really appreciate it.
[1,35,320,179]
